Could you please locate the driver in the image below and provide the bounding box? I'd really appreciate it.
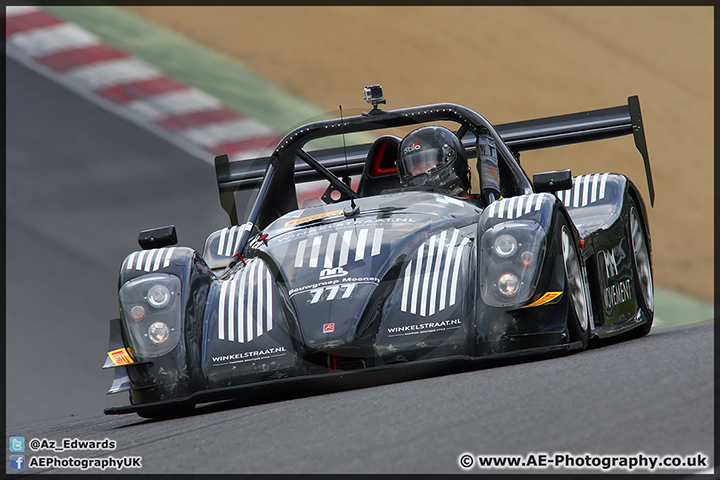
[397,125,501,204]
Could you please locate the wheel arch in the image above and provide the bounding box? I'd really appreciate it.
[625,179,652,256]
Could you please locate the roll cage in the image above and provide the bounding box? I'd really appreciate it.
[215,97,652,261]
[217,103,533,254]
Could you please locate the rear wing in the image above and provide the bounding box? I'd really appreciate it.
[495,96,653,206]
[215,95,653,220]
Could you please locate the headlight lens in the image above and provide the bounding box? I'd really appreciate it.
[148,321,170,344]
[498,273,520,296]
[494,234,518,257]
[119,273,182,358]
[147,284,171,308]
[130,305,146,321]
[520,251,535,265]
[480,221,546,307]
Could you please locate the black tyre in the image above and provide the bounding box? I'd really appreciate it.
[560,222,591,349]
[627,198,654,337]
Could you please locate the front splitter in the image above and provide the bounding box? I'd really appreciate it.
[105,342,577,416]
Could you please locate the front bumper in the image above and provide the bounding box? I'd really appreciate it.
[105,341,579,416]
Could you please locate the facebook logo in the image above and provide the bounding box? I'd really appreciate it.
[10,437,25,452]
[9,455,25,470]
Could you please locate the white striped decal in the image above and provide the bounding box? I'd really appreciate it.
[265,261,273,334]
[215,223,252,257]
[153,249,165,271]
[410,243,424,315]
[400,229,468,316]
[590,173,600,203]
[427,230,446,317]
[507,197,517,219]
[142,250,156,271]
[227,277,237,342]
[218,281,228,340]
[217,260,273,343]
[556,173,610,208]
[309,236,322,268]
[124,247,176,273]
[572,178,581,208]
[371,228,384,256]
[598,172,609,199]
[419,236,435,317]
[449,238,470,306]
[485,194,545,219]
[293,228,384,269]
[355,229,369,261]
[338,230,352,267]
[295,239,307,268]
[439,229,460,312]
[487,199,498,218]
[236,264,247,342]
[401,253,412,313]
[132,251,145,270]
[162,248,174,268]
[559,188,568,206]
[516,195,525,218]
[497,198,505,218]
[324,232,338,269]
[255,261,264,337]
[246,261,256,342]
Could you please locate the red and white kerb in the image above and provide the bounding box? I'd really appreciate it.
[6,6,279,160]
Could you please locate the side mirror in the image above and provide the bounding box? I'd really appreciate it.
[138,225,178,250]
[533,169,572,193]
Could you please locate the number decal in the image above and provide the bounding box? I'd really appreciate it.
[308,283,356,304]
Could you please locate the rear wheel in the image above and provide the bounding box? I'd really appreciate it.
[560,223,591,349]
[628,199,654,337]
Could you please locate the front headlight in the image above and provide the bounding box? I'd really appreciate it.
[130,305,146,322]
[494,234,518,258]
[147,284,171,308]
[119,273,182,357]
[480,221,546,307]
[148,321,171,344]
[498,273,520,296]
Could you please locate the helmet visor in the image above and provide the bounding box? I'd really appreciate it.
[401,147,444,177]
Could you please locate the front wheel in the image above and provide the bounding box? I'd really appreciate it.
[561,223,591,349]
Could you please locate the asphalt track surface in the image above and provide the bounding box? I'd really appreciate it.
[5,55,229,426]
[5,56,714,474]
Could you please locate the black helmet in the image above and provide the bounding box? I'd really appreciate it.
[397,126,470,193]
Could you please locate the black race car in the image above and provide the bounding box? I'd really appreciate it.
[104,86,654,418]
